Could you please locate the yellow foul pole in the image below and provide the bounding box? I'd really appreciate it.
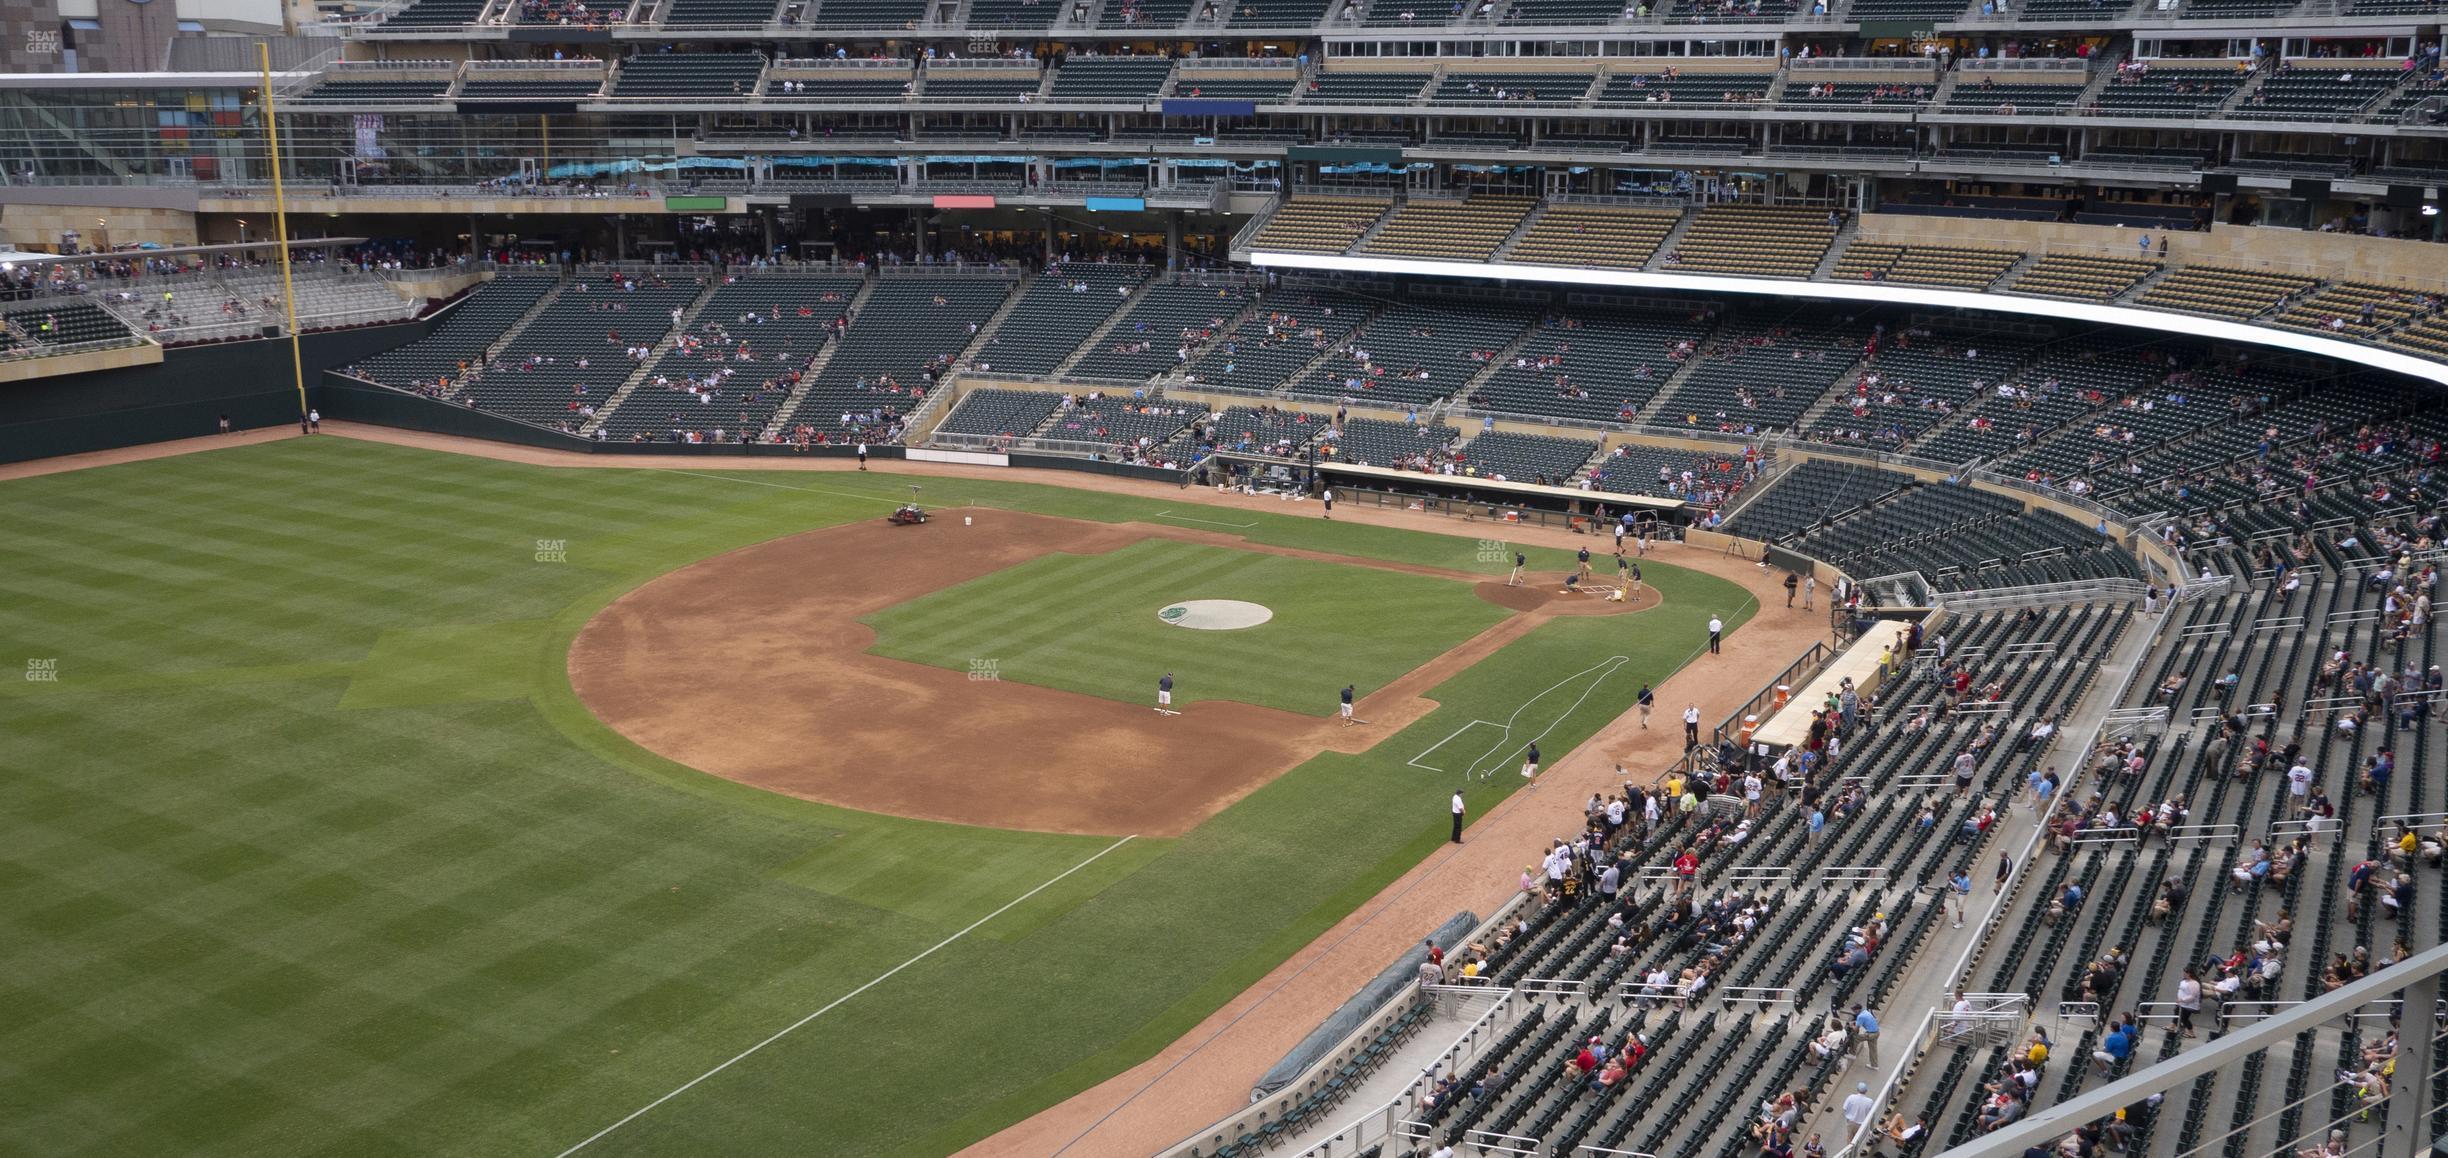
[259,42,309,422]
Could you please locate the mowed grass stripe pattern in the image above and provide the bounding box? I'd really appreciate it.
[0,436,1756,1157]
[863,539,1511,715]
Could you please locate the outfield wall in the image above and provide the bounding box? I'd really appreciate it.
[0,321,434,466]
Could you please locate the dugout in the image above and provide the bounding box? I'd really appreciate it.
[1296,458,1685,534]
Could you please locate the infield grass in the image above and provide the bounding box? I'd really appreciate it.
[863,538,1511,714]
[0,436,1755,1158]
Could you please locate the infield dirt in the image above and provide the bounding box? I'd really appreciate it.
[566,509,1655,838]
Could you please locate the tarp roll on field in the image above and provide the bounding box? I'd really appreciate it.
[1250,910,1479,1100]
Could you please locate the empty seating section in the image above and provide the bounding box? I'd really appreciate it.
[798,275,1013,438]
[1186,287,1374,392]
[968,0,1063,27]
[460,276,700,430]
[2176,0,2291,15]
[2136,266,2317,319]
[1946,80,2084,112]
[1069,280,1253,381]
[934,387,1064,438]
[2387,314,2448,362]
[1465,311,1708,424]
[2010,254,2159,301]
[810,0,928,23]
[611,53,766,97]
[1791,483,2136,590]
[378,0,485,24]
[598,273,860,442]
[299,80,450,103]
[1172,75,1293,102]
[459,79,603,99]
[1431,72,1592,104]
[2237,68,2394,120]
[1503,0,1618,22]
[2378,76,2448,122]
[2268,283,2436,338]
[1287,301,1531,408]
[1248,197,1391,254]
[1361,197,1535,262]
[1320,416,1458,469]
[1662,206,1838,279]
[923,72,1043,100]
[2094,66,2246,115]
[660,0,776,21]
[1723,458,1912,542]
[1589,442,1756,505]
[1596,71,1774,105]
[767,73,907,100]
[1505,206,1679,270]
[1046,57,1173,101]
[1655,317,1862,433]
[1831,244,2020,290]
[350,275,560,392]
[1226,0,1332,23]
[972,263,1148,375]
[1845,0,1967,16]
[1303,71,1432,103]
[1448,430,1597,485]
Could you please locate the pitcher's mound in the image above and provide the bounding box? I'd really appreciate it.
[1159,599,1274,630]
[1475,574,1661,615]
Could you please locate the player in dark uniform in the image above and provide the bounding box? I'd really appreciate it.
[1340,684,1355,725]
[1157,672,1174,710]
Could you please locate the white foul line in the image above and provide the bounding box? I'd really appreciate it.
[552,833,1139,1157]
[1151,508,1260,529]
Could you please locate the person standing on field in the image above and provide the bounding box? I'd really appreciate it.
[1451,790,1466,843]
[1637,683,1655,728]
[1157,672,1174,710]
[856,441,869,470]
[1340,683,1356,725]
[1684,703,1702,748]
[1508,551,1526,587]
[1322,487,1334,519]
[1708,615,1724,654]
[1520,741,1541,783]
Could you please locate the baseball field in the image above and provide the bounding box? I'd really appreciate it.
[0,435,1754,1157]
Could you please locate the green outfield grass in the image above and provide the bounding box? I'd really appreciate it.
[0,437,1756,1158]
[864,538,1511,715]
